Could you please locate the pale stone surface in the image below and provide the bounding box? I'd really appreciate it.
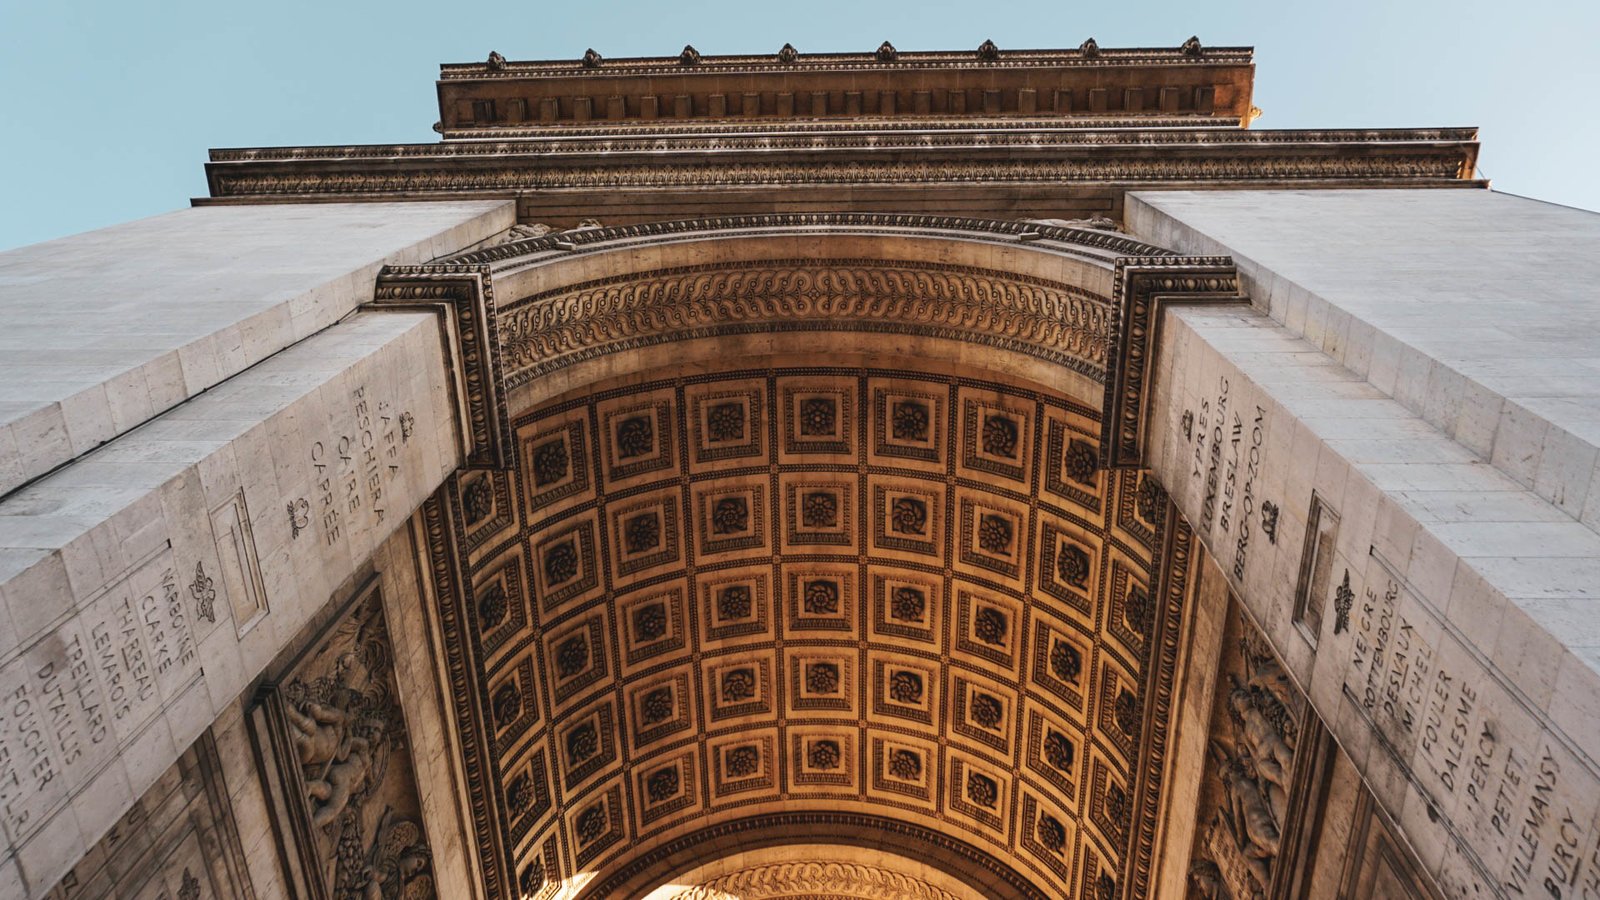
[1129,189,1600,532]
[0,310,460,896]
[0,200,513,496]
[1146,301,1600,899]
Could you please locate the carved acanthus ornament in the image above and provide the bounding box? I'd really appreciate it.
[498,261,1114,386]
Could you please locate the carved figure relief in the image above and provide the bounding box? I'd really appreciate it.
[1189,608,1308,900]
[253,585,435,900]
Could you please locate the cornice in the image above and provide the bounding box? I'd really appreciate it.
[439,44,1255,80]
[1101,258,1246,469]
[207,126,1478,163]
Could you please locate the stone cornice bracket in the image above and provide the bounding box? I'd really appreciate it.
[368,265,511,469]
[1100,256,1244,469]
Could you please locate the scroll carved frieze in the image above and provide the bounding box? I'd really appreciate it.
[1189,608,1311,900]
[497,260,1114,386]
[667,860,967,900]
[252,582,435,900]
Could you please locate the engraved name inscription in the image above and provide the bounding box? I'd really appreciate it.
[1342,556,1600,899]
[309,384,410,547]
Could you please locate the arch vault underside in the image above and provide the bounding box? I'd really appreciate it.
[405,216,1242,898]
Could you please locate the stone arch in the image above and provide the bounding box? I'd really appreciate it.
[400,215,1240,899]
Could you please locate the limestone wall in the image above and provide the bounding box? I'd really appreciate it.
[1132,190,1600,898]
[0,201,513,496]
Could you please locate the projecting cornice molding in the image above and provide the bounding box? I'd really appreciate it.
[368,267,511,469]
[203,127,1480,202]
[1101,257,1246,469]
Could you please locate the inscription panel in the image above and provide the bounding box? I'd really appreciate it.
[0,548,202,846]
[1342,554,1600,900]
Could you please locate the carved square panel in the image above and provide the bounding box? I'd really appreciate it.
[1024,705,1082,809]
[517,409,591,520]
[607,491,681,584]
[952,585,1022,674]
[778,376,855,462]
[685,378,766,472]
[708,730,777,800]
[543,611,611,712]
[471,549,529,667]
[1115,469,1164,550]
[1041,404,1102,516]
[868,378,947,471]
[702,655,773,724]
[785,649,855,715]
[1037,515,1103,619]
[949,670,1016,757]
[1020,790,1076,883]
[1085,750,1130,858]
[869,652,938,728]
[784,565,855,634]
[515,833,561,900]
[528,515,601,620]
[788,726,856,790]
[567,781,625,869]
[957,388,1035,486]
[617,582,689,676]
[779,474,856,553]
[1080,845,1117,900]
[597,391,676,488]
[1029,619,1091,723]
[458,467,515,556]
[504,748,553,848]
[867,733,937,807]
[1102,552,1152,669]
[489,656,541,758]
[947,751,1010,834]
[954,492,1028,582]
[695,483,767,558]
[626,671,692,754]
[633,748,700,828]
[556,699,620,793]
[868,567,942,647]
[1094,658,1141,765]
[696,566,772,647]
[869,480,943,559]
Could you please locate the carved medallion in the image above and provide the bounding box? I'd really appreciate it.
[802,491,839,528]
[890,586,926,622]
[890,497,928,535]
[892,400,930,441]
[977,515,1013,555]
[711,497,749,534]
[966,772,998,808]
[803,579,840,614]
[974,607,1008,646]
[1056,543,1091,588]
[981,414,1019,458]
[1050,641,1082,683]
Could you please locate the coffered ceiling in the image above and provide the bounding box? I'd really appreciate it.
[426,360,1196,898]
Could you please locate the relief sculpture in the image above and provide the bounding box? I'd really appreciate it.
[254,583,435,900]
[1189,609,1306,900]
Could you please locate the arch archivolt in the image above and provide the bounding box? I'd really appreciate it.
[396,216,1239,899]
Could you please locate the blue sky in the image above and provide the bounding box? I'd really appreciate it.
[2,0,1595,250]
